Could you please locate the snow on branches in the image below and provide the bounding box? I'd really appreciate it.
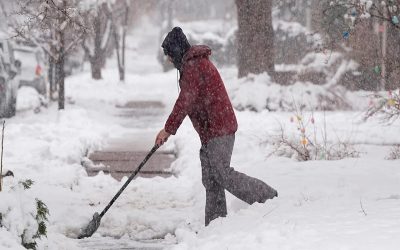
[329,0,400,30]
[12,0,87,61]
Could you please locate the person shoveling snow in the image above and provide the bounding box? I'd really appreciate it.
[78,27,278,239]
[155,27,278,226]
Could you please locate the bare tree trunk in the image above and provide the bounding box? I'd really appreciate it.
[54,59,59,94]
[91,13,103,80]
[58,33,65,110]
[110,1,128,82]
[114,26,122,80]
[112,21,123,81]
[57,4,66,110]
[89,3,114,80]
[120,29,126,81]
[48,56,54,100]
[91,57,102,80]
[235,0,275,78]
[120,3,129,82]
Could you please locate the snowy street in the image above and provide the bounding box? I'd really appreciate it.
[1,4,400,250]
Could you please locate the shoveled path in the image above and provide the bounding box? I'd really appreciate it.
[83,101,175,181]
[80,101,176,250]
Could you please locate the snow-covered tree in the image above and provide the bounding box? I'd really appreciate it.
[109,0,130,81]
[81,0,113,80]
[320,0,400,90]
[327,0,399,28]
[80,0,130,81]
[11,0,87,110]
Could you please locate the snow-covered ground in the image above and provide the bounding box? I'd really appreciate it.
[1,19,399,250]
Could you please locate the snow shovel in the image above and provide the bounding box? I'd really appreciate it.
[78,144,159,239]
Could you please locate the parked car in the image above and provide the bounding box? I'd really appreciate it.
[0,37,20,118]
[13,44,47,95]
[14,44,47,95]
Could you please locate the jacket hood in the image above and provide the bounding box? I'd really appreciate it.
[161,27,191,71]
[183,45,211,63]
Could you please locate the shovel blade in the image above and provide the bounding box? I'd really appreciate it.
[78,212,101,239]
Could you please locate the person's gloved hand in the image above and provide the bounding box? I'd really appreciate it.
[155,128,171,147]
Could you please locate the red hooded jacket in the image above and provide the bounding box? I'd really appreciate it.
[164,45,238,144]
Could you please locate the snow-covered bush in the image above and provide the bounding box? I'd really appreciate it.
[275,49,360,86]
[269,111,359,161]
[386,145,400,160]
[230,72,368,112]
[0,179,49,250]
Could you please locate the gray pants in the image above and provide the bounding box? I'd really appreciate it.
[200,134,278,226]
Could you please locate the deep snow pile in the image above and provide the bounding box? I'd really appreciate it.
[0,103,108,249]
[16,87,43,112]
[170,110,400,250]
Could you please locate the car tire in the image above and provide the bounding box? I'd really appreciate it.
[4,101,15,118]
[38,78,47,95]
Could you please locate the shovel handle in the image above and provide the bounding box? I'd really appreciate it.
[99,144,159,218]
